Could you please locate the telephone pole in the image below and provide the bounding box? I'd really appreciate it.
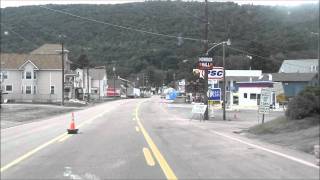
[203,0,209,120]
[61,39,65,106]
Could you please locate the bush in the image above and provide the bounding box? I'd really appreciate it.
[286,86,320,120]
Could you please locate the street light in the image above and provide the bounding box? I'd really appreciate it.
[206,39,231,121]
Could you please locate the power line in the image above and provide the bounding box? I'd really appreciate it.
[38,5,204,42]
[227,46,315,68]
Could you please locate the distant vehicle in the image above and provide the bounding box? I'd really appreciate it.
[127,88,140,98]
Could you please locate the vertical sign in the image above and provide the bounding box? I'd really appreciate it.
[259,88,271,114]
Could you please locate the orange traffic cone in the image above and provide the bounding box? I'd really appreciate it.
[67,112,78,134]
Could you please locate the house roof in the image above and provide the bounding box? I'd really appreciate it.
[30,44,69,54]
[272,73,317,82]
[0,53,62,70]
[279,59,319,73]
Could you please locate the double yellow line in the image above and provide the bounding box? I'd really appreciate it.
[135,102,178,180]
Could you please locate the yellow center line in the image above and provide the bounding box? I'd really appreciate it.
[135,126,140,132]
[135,102,178,180]
[1,111,108,173]
[0,132,67,172]
[57,134,72,142]
[143,147,155,166]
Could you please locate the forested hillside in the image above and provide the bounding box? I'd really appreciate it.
[1,1,318,86]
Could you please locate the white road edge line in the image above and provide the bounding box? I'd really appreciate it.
[207,128,319,169]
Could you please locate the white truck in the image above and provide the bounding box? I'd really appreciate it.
[127,88,140,98]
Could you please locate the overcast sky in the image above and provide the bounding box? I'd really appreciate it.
[1,0,318,8]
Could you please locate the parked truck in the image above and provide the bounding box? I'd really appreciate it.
[127,88,140,98]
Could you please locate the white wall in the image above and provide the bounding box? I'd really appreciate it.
[238,87,262,107]
[226,70,262,77]
[1,70,21,94]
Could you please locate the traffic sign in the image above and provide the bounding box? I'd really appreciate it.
[208,67,224,80]
[259,88,271,114]
[198,57,213,70]
[208,88,221,101]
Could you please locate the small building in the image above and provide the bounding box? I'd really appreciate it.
[0,44,71,103]
[272,73,318,98]
[237,81,275,108]
[74,68,107,99]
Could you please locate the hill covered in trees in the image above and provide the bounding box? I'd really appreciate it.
[1,1,318,86]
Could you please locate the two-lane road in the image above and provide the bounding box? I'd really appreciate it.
[1,97,319,179]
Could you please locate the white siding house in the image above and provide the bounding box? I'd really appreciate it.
[0,44,71,103]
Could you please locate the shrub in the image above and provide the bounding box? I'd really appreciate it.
[286,86,320,120]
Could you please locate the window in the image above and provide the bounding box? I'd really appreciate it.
[244,93,247,98]
[5,85,12,92]
[26,72,32,79]
[33,86,37,94]
[250,93,257,99]
[50,86,55,94]
[33,71,37,79]
[26,86,31,94]
[2,71,8,79]
[22,72,24,79]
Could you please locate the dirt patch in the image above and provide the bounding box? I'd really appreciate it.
[246,115,320,154]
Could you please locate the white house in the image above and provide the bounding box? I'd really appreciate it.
[75,68,107,99]
[0,44,71,103]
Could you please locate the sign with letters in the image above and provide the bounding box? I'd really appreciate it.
[208,67,224,80]
[191,104,207,115]
[259,88,271,114]
[208,88,221,101]
[198,57,213,70]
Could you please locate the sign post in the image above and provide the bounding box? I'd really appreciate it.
[258,88,272,123]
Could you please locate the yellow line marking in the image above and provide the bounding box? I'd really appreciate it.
[1,111,108,173]
[135,126,140,132]
[57,134,71,142]
[0,132,67,172]
[143,147,155,166]
[135,102,177,180]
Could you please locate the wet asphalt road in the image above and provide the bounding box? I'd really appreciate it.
[1,97,319,179]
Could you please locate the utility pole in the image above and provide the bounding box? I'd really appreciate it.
[173,72,176,89]
[61,41,65,106]
[203,0,209,120]
[222,43,226,120]
[87,67,90,102]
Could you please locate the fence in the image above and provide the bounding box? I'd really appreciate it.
[3,93,61,103]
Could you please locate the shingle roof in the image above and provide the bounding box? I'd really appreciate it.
[30,44,69,54]
[272,73,317,82]
[0,53,62,70]
[279,59,319,73]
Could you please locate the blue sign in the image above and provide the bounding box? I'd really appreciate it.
[209,88,221,101]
